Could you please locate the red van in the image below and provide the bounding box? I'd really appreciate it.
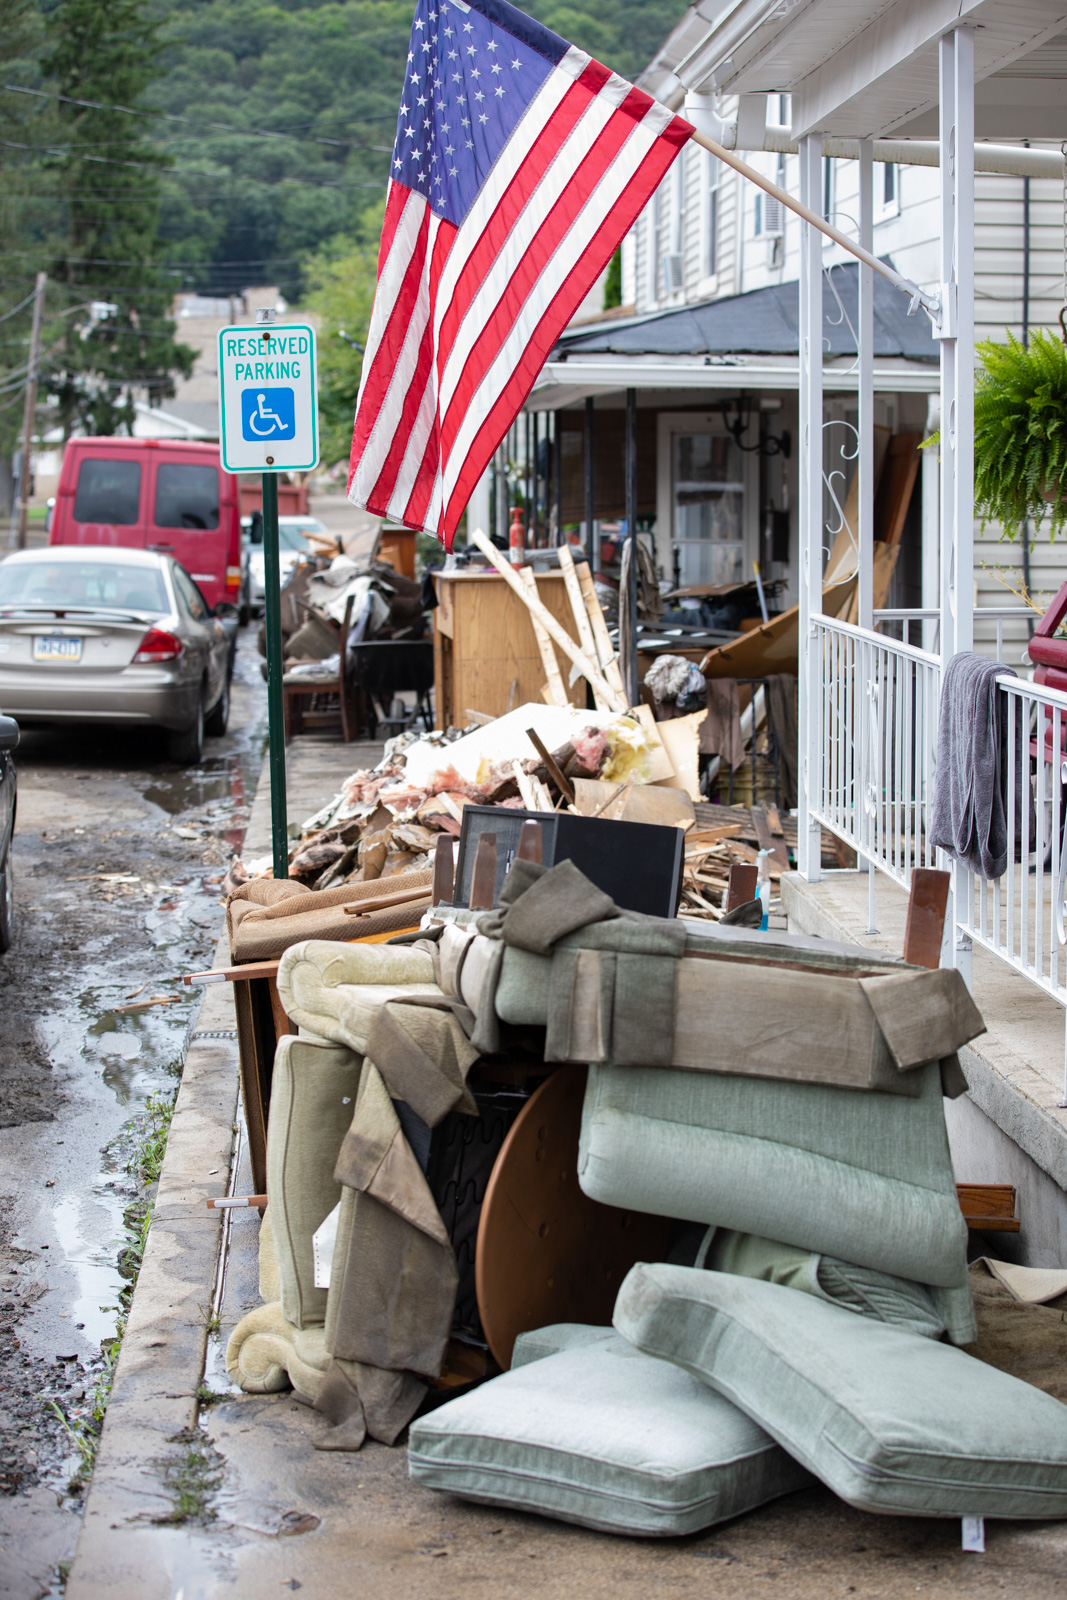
[50,438,242,613]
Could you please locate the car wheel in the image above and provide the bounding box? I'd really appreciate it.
[205,669,230,737]
[0,848,13,954]
[169,691,205,765]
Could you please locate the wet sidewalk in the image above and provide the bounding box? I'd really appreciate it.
[65,745,1067,1600]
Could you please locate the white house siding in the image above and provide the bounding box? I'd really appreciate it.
[625,126,1067,656]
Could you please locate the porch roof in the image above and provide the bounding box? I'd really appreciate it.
[650,0,1067,140]
[554,262,937,362]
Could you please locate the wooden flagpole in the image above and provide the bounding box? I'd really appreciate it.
[687,128,939,323]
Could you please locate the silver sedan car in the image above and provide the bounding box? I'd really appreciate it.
[0,547,234,764]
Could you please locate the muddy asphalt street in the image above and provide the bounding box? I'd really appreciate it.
[0,630,266,1598]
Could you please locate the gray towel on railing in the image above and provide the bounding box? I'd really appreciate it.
[930,651,1022,880]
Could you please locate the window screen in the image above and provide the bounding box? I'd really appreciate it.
[73,459,142,525]
[154,464,219,530]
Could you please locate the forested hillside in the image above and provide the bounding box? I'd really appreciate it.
[0,0,687,463]
[147,0,690,296]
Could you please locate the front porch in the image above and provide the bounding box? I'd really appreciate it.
[782,869,1067,1267]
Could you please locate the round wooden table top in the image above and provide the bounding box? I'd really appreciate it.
[474,1064,671,1369]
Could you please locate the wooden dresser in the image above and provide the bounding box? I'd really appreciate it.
[432,569,588,727]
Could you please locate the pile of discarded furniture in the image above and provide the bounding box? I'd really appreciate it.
[263,547,431,741]
[199,808,1067,1549]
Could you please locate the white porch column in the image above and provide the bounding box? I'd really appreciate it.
[922,396,940,654]
[797,132,824,882]
[939,26,975,660]
[939,25,976,980]
[857,139,874,634]
[466,465,492,543]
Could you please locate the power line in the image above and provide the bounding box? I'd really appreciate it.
[0,140,386,188]
[2,83,397,146]
[0,290,37,326]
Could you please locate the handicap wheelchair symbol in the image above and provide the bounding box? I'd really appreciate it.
[241,387,296,441]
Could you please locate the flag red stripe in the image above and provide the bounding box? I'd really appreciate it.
[368,220,455,509]
[350,197,433,465]
[434,74,597,379]
[376,179,405,275]
[438,88,654,466]
[443,127,686,533]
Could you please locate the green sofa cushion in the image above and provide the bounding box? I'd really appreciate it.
[578,1057,975,1345]
[615,1265,1067,1521]
[266,1035,362,1329]
[705,1229,947,1339]
[409,1326,811,1536]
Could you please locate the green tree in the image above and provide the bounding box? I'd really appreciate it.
[603,248,622,310]
[0,0,52,489]
[303,202,383,468]
[41,0,194,437]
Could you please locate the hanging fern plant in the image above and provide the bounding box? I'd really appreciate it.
[973,330,1067,540]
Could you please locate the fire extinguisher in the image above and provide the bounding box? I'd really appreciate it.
[508,505,525,567]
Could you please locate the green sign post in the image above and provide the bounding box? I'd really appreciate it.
[218,313,319,880]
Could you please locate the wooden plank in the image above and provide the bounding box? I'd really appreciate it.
[751,805,791,873]
[699,577,857,679]
[470,833,498,910]
[432,833,455,907]
[962,1215,1021,1232]
[903,867,951,969]
[526,726,576,804]
[573,557,626,701]
[724,862,759,912]
[957,1183,1017,1218]
[558,545,608,710]
[469,531,624,710]
[823,424,892,583]
[184,958,280,986]
[343,884,434,917]
[876,432,923,548]
[520,565,569,707]
[516,819,544,864]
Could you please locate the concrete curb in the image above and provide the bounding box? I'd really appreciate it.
[65,937,241,1596]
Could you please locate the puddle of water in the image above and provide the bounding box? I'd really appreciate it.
[93,1032,142,1060]
[49,1189,130,1346]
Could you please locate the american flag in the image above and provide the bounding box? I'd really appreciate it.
[347,0,691,548]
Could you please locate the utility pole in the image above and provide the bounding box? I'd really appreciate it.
[14,272,46,551]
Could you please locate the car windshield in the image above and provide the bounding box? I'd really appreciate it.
[277,521,326,551]
[0,561,169,613]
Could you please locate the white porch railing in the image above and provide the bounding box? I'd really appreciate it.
[956,675,1067,1010]
[810,610,1067,1088]
[811,615,940,890]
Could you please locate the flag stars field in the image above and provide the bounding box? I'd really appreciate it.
[348,0,691,545]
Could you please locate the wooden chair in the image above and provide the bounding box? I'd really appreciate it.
[282,593,358,741]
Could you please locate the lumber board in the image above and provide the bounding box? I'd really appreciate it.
[520,565,569,707]
[751,805,791,873]
[902,868,950,969]
[956,1183,1017,1219]
[469,530,624,710]
[574,557,626,700]
[557,546,608,710]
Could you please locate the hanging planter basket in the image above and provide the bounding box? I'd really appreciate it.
[972,330,1067,541]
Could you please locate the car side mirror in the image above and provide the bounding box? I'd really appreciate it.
[0,715,19,752]
[249,510,264,546]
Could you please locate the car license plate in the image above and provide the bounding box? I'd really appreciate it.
[33,634,82,663]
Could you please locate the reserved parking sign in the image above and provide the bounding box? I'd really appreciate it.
[218,323,318,473]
